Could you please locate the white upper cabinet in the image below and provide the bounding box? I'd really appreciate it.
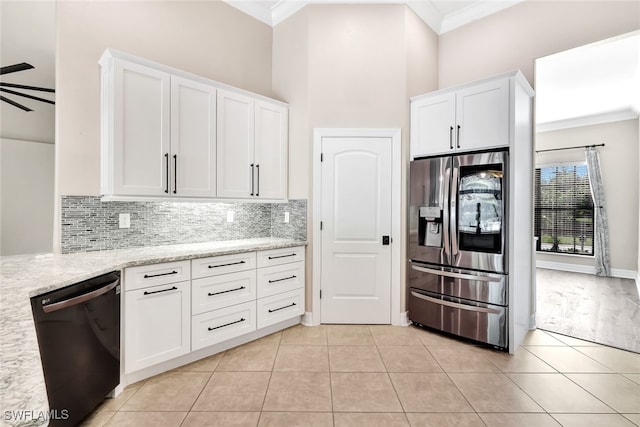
[100,49,288,201]
[217,90,288,200]
[171,76,217,198]
[107,59,171,196]
[410,72,519,158]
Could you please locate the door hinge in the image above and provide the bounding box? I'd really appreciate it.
[320,153,323,162]
[320,221,323,230]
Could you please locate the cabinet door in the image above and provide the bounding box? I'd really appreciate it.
[410,92,455,158]
[254,100,288,199]
[113,59,170,196]
[124,280,190,373]
[171,76,217,198]
[456,78,510,151]
[216,89,255,198]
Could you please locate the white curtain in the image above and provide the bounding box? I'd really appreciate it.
[585,147,610,276]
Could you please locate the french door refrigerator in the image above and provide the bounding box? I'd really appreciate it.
[408,149,509,349]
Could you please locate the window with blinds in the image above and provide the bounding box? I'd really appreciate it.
[534,164,594,256]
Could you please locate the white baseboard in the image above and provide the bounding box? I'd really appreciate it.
[536,260,637,280]
[301,311,314,326]
[400,311,411,327]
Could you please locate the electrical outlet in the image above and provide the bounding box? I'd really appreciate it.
[227,211,234,223]
[119,213,131,229]
[284,212,290,223]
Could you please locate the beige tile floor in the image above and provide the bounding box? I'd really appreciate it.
[83,325,640,427]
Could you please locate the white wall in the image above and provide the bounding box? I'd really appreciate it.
[438,1,640,88]
[1,139,54,255]
[535,119,639,273]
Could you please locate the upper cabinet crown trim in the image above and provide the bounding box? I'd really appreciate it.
[99,48,288,108]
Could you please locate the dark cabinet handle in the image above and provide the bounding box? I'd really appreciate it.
[256,164,260,197]
[173,154,177,194]
[144,286,177,295]
[268,302,296,313]
[164,153,169,193]
[268,253,296,260]
[268,275,297,284]
[208,286,246,296]
[449,126,454,149]
[144,270,178,279]
[208,260,246,269]
[250,163,255,196]
[456,125,461,149]
[208,318,245,331]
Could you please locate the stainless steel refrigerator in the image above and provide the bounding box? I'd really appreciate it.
[408,149,509,349]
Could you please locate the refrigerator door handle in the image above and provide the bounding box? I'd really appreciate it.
[443,164,451,264]
[450,165,460,258]
[411,291,501,314]
[410,263,503,282]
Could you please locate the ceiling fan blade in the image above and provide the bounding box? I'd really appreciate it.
[0,82,54,93]
[0,63,34,75]
[0,95,33,112]
[0,88,55,105]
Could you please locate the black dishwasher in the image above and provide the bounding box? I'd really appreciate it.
[30,271,121,426]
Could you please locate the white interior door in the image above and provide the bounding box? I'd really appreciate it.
[320,137,392,324]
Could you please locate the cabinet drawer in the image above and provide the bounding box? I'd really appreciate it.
[257,261,304,298]
[257,288,304,329]
[124,260,190,291]
[256,246,305,268]
[192,252,256,279]
[192,270,256,315]
[192,301,256,351]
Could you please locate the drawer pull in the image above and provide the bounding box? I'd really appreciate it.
[268,302,296,313]
[143,270,178,279]
[208,260,246,269]
[208,318,245,331]
[268,253,296,260]
[143,286,177,295]
[208,286,246,297]
[268,275,297,284]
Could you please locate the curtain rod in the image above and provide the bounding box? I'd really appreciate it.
[536,143,605,154]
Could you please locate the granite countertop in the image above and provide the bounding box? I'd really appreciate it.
[0,237,305,427]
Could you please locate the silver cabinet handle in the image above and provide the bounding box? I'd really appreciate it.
[411,291,501,314]
[42,279,119,313]
[410,262,502,282]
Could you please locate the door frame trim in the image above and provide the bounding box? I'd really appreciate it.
[311,128,402,326]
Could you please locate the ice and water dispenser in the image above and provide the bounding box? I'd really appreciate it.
[418,206,443,247]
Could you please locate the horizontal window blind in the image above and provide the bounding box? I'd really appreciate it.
[534,164,594,256]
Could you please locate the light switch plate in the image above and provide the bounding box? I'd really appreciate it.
[119,213,131,229]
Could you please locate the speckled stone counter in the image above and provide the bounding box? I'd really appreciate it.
[0,238,305,427]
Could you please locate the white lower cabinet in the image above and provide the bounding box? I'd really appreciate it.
[257,288,304,329]
[192,300,256,350]
[257,262,304,298]
[192,270,256,315]
[124,280,191,373]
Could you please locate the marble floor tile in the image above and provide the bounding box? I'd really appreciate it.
[507,373,613,413]
[280,324,328,346]
[624,373,640,385]
[550,413,637,427]
[328,345,386,372]
[326,325,375,345]
[103,411,187,427]
[521,330,566,346]
[404,412,486,427]
[428,346,500,373]
[448,373,543,413]
[257,412,333,427]
[273,345,329,372]
[389,373,473,413]
[80,410,115,427]
[623,413,640,425]
[573,346,640,373]
[369,325,424,346]
[483,347,556,373]
[334,412,410,427]
[181,412,260,427]
[119,371,210,412]
[216,341,279,371]
[262,372,332,412]
[191,371,270,412]
[566,373,640,413]
[377,345,443,372]
[478,413,561,427]
[545,331,602,347]
[524,346,613,373]
[172,352,225,372]
[331,372,403,412]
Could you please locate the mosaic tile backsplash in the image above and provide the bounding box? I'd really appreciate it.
[61,196,307,254]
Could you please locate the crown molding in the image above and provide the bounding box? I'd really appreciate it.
[536,108,639,133]
[439,0,526,34]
